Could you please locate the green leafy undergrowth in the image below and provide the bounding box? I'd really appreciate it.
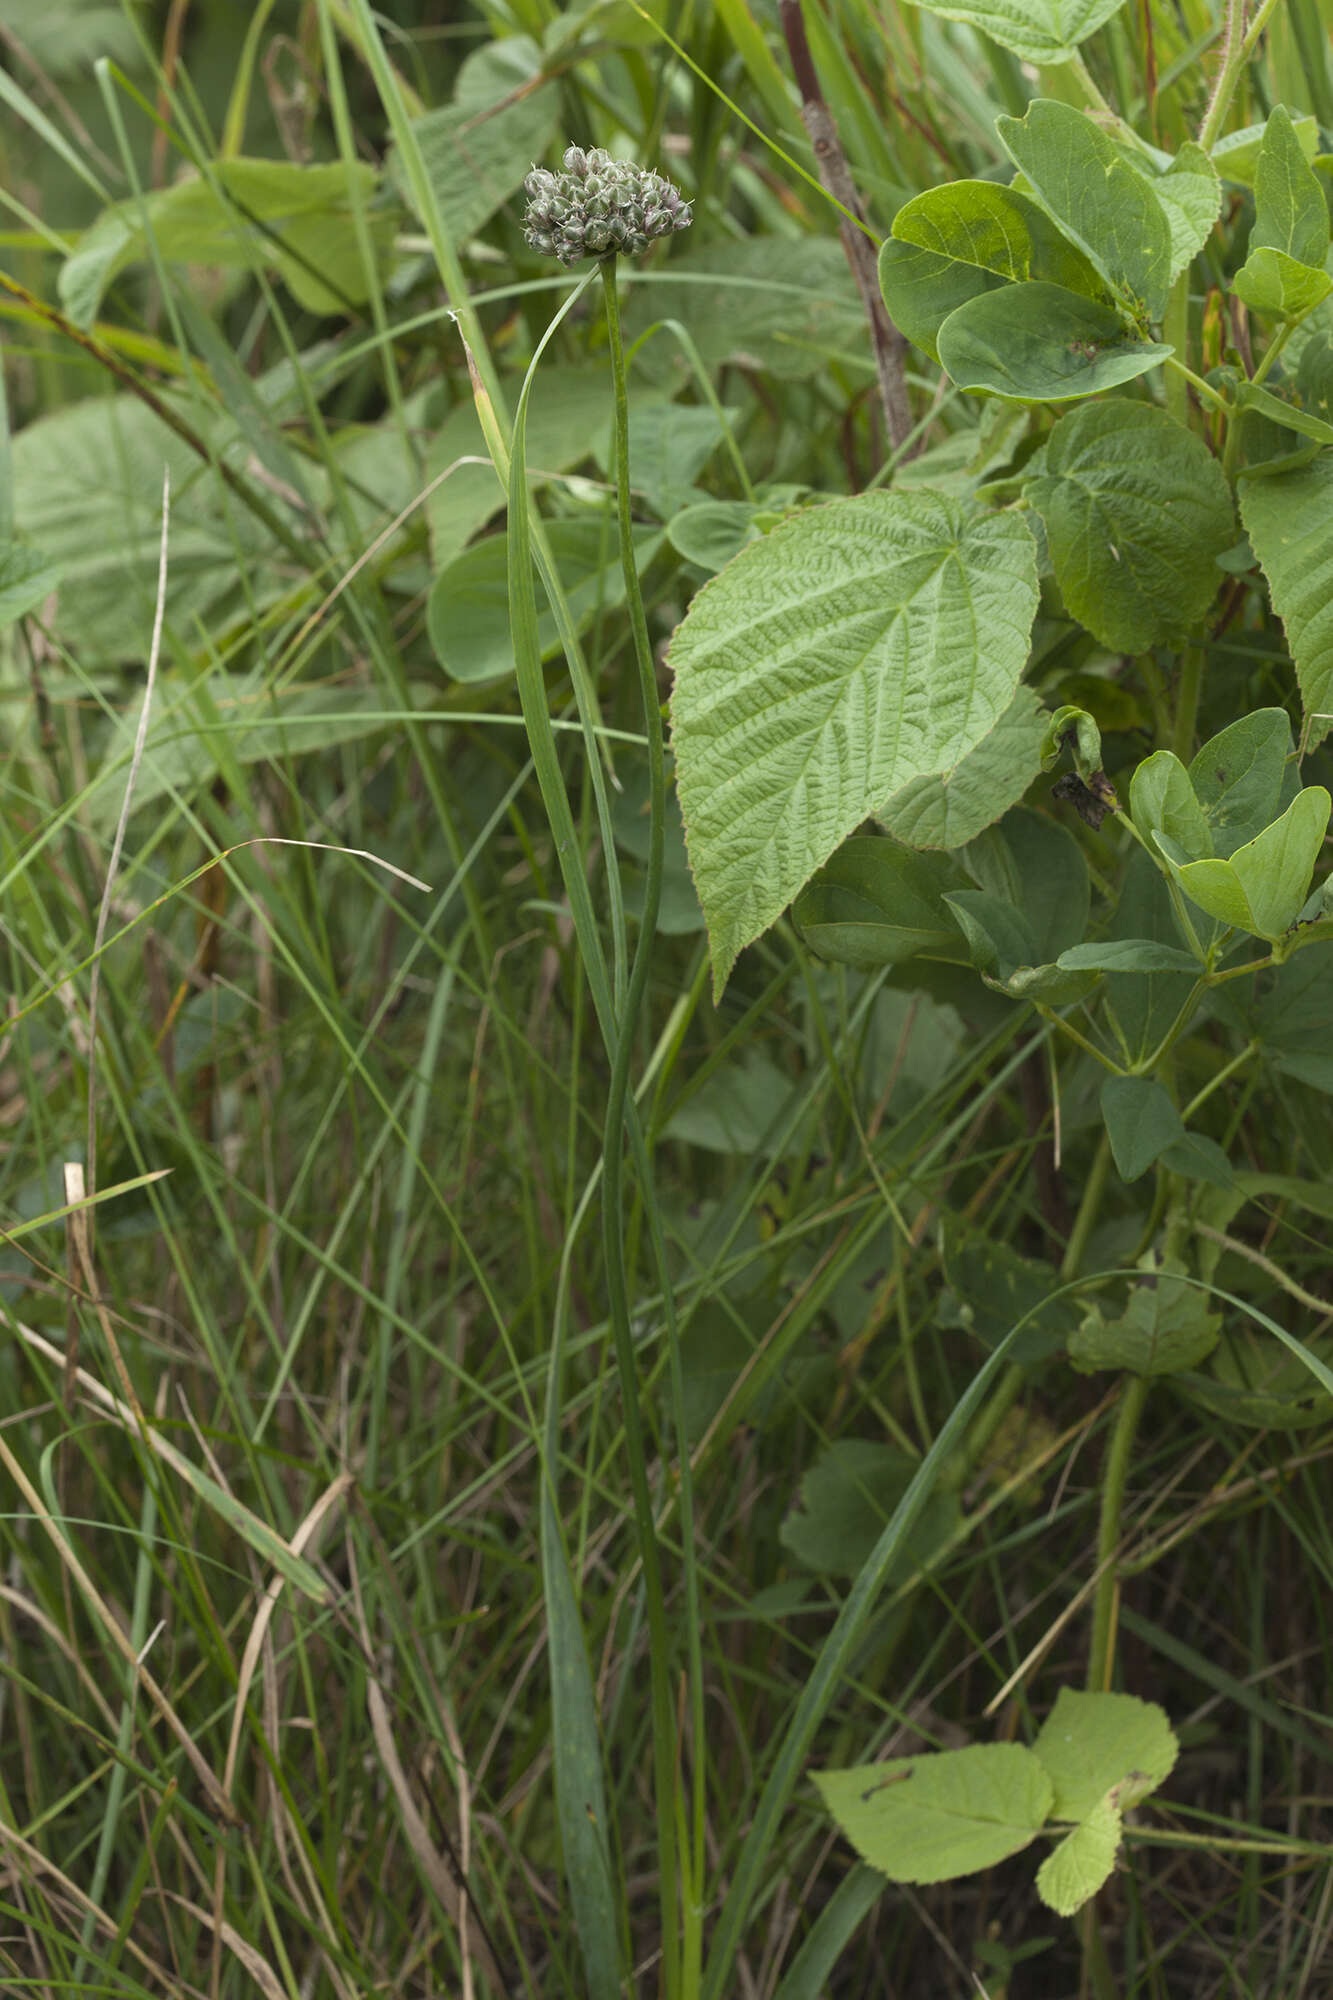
[816,1692,1179,1918]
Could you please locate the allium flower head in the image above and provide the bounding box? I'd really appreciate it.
[523,146,692,265]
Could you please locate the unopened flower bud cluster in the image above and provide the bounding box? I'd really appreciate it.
[523,146,692,264]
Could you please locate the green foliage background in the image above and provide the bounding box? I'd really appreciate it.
[1,1,1332,1996]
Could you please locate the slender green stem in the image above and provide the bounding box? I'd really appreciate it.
[1250,319,1296,388]
[1061,1132,1112,1286]
[1172,645,1205,761]
[1183,1039,1257,1121]
[1163,353,1231,414]
[1087,1372,1150,1693]
[1162,273,1190,426]
[1136,977,1209,1076]
[1063,49,1146,152]
[1039,1006,1123,1075]
[600,254,705,2000]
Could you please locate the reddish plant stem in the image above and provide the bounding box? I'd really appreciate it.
[778,0,915,454]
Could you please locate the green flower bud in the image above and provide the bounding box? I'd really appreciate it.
[523,144,692,264]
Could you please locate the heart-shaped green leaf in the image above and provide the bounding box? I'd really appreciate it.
[1024,401,1235,652]
[669,493,1039,992]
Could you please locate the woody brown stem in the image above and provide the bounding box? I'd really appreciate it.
[779,0,914,453]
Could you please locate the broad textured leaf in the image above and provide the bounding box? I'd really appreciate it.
[1240,453,1333,726]
[60,159,390,325]
[937,283,1171,401]
[814,1745,1053,1884]
[780,1441,960,1580]
[1033,1688,1178,1821]
[891,180,1108,299]
[1189,709,1292,858]
[1036,1799,1123,1916]
[792,837,968,970]
[10,395,280,663]
[1100,1074,1184,1181]
[898,0,1128,64]
[1024,400,1235,653]
[1160,787,1330,940]
[1154,143,1222,280]
[878,685,1047,848]
[996,101,1172,319]
[878,238,1002,363]
[1233,247,1333,323]
[1211,112,1319,187]
[1129,750,1212,859]
[669,493,1039,992]
[1069,1272,1221,1374]
[1251,105,1330,269]
[428,517,662,684]
[0,543,62,627]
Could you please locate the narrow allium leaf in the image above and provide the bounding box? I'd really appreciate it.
[668,493,1039,993]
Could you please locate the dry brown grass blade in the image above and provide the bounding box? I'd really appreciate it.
[162,1891,288,1999]
[346,1540,507,1996]
[0,1806,208,1997]
[208,1469,355,2000]
[0,1423,239,1827]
